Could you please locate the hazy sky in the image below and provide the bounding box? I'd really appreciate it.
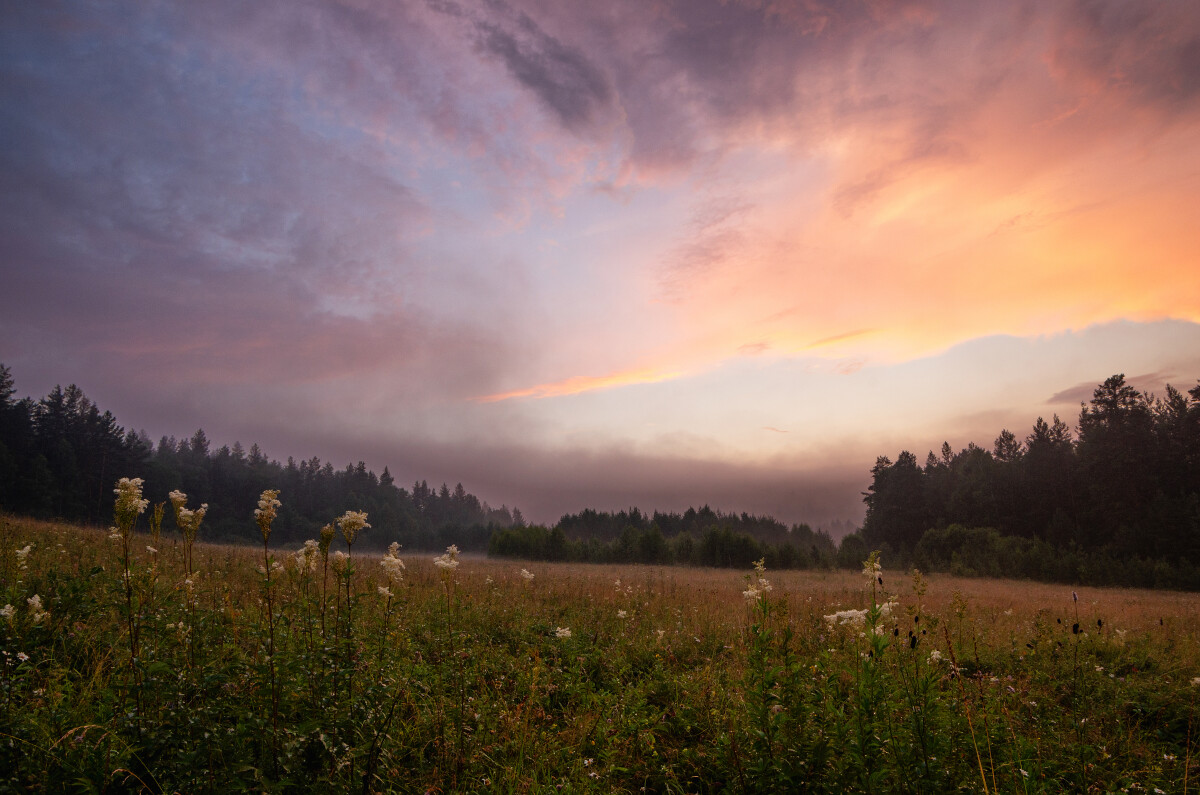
[3,0,1199,529]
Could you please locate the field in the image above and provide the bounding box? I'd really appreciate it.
[2,510,1199,794]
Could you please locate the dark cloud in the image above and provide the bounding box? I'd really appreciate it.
[474,10,612,132]
[1048,1,1200,109]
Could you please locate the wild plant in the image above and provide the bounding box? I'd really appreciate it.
[109,476,148,727]
[433,543,466,783]
[254,488,282,773]
[166,491,205,667]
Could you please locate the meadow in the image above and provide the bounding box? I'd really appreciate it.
[1,485,1199,793]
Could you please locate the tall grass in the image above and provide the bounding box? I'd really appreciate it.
[1,486,1198,793]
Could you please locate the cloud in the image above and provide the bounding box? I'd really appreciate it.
[1046,370,1182,406]
[476,366,685,403]
[473,8,613,133]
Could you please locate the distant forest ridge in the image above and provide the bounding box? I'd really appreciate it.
[3,364,1199,588]
[0,363,831,557]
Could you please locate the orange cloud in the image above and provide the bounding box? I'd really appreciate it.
[475,366,685,402]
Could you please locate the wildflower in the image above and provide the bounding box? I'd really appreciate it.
[743,558,772,603]
[17,651,29,663]
[254,489,282,542]
[434,545,460,571]
[929,649,943,664]
[617,609,628,619]
[1192,676,1200,686]
[337,510,370,546]
[378,586,393,599]
[824,608,868,627]
[27,594,48,625]
[520,568,535,581]
[294,539,320,573]
[15,544,31,571]
[112,477,149,539]
[318,523,336,555]
[862,554,882,580]
[555,627,572,639]
[176,504,208,537]
[146,546,158,555]
[0,604,13,623]
[380,542,405,585]
[331,550,348,574]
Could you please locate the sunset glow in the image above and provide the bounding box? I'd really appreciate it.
[3,0,1199,527]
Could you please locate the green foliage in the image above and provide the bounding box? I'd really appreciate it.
[3,515,1198,793]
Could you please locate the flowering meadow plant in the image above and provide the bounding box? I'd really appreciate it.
[2,504,1198,794]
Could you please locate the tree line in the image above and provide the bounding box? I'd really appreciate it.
[489,506,840,569]
[6,362,1199,586]
[857,374,1200,588]
[0,364,522,551]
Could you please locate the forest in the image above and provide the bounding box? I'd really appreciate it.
[0,364,520,551]
[857,374,1200,588]
[3,363,1199,587]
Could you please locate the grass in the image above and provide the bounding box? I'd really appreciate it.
[2,510,1199,793]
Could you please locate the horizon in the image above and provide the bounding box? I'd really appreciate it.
[3,2,1199,530]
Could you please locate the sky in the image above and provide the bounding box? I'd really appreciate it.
[3,0,1200,531]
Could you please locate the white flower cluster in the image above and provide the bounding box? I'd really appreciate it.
[380,542,405,585]
[433,544,460,571]
[555,626,572,639]
[519,568,535,581]
[255,489,282,541]
[823,600,897,629]
[824,608,869,627]
[331,550,349,574]
[255,490,281,522]
[928,649,944,664]
[294,539,320,573]
[742,558,773,603]
[176,502,208,533]
[337,510,370,545]
[115,477,149,516]
[27,594,48,625]
[0,604,13,623]
[15,544,31,571]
